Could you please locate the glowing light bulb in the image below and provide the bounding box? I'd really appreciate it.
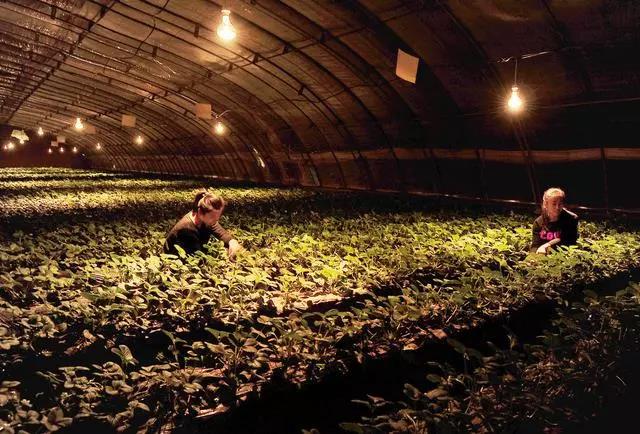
[96,143,102,151]
[72,146,78,153]
[74,117,84,130]
[59,146,65,153]
[37,126,44,136]
[135,135,144,145]
[6,142,15,150]
[48,148,53,154]
[18,138,24,145]
[214,121,226,135]
[507,85,523,113]
[217,9,236,41]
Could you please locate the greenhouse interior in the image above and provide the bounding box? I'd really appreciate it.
[1,1,640,433]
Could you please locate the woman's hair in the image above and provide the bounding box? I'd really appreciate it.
[541,187,566,227]
[543,187,565,204]
[192,191,225,214]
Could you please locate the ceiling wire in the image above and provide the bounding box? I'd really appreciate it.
[102,0,176,77]
[112,0,170,61]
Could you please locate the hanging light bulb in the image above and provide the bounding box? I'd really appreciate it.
[507,86,523,113]
[135,135,144,145]
[59,146,65,153]
[214,121,226,135]
[72,146,78,154]
[6,142,15,150]
[217,9,236,41]
[506,57,524,114]
[37,126,44,136]
[48,148,53,154]
[18,138,24,145]
[74,117,84,131]
[96,143,102,151]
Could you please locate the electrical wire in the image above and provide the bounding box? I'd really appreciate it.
[113,0,171,61]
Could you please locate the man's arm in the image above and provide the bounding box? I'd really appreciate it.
[210,222,233,247]
[211,222,243,259]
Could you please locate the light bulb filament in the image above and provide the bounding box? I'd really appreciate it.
[74,118,84,130]
[214,121,226,135]
[507,85,523,113]
[217,9,236,41]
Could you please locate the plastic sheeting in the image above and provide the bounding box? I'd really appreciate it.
[0,0,639,209]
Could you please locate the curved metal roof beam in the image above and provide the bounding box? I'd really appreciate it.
[78,0,354,184]
[0,17,183,143]
[430,0,538,201]
[0,28,244,178]
[5,0,390,185]
[0,5,270,178]
[130,0,419,188]
[40,0,316,175]
[230,0,447,187]
[0,0,116,124]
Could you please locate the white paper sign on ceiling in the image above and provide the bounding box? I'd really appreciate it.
[195,103,212,120]
[396,49,419,84]
[122,114,136,127]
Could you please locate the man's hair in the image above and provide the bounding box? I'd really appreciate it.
[192,191,225,214]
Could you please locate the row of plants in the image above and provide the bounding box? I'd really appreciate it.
[334,283,640,433]
[0,178,200,195]
[1,168,640,433]
[0,182,291,221]
[0,168,129,181]
[2,181,634,360]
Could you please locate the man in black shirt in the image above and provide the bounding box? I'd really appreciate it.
[530,187,579,254]
[164,191,242,259]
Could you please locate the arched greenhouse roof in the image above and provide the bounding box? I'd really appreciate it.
[1,0,639,209]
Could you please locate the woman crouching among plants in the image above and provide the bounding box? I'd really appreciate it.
[164,190,243,259]
[530,187,579,255]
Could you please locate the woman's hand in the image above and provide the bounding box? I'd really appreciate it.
[227,239,243,260]
[536,238,561,255]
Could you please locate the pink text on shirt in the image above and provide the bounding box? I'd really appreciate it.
[540,230,561,241]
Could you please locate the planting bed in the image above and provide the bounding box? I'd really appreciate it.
[1,168,639,433]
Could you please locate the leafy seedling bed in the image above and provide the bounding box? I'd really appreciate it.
[2,169,640,434]
[0,265,444,404]
[191,268,640,434]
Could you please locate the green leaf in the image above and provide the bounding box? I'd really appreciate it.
[339,422,365,433]
[111,344,138,366]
